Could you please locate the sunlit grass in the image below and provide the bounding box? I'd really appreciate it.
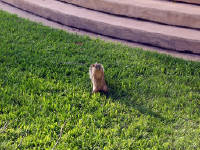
[0,10,200,150]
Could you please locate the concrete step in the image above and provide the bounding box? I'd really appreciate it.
[59,0,200,30]
[173,0,200,5]
[2,0,200,53]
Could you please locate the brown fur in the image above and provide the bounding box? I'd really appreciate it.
[89,63,108,93]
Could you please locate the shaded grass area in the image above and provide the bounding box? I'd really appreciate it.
[0,10,200,149]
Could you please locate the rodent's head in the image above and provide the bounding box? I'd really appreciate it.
[90,63,104,79]
[92,63,103,71]
[90,63,104,77]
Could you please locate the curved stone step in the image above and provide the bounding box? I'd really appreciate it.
[173,0,200,5]
[2,0,200,53]
[59,0,200,30]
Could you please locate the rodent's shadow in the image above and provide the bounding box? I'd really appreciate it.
[106,81,166,122]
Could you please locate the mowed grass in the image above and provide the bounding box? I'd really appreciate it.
[0,10,200,150]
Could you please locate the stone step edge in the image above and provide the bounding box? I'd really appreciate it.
[58,0,200,30]
[1,0,200,54]
[173,0,200,5]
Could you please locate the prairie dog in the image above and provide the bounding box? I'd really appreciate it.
[89,63,108,93]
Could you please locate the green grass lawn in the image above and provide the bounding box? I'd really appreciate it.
[0,10,200,150]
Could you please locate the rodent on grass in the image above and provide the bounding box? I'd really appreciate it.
[89,63,108,93]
